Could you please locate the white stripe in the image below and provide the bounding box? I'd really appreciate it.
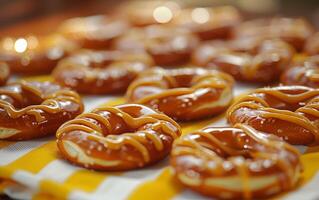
[37,159,79,182]
[284,172,319,200]
[0,138,49,166]
[83,96,116,112]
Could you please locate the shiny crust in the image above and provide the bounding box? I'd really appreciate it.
[58,15,129,49]
[192,39,294,82]
[227,85,319,145]
[233,17,314,51]
[56,104,181,170]
[52,49,154,94]
[172,6,241,40]
[171,124,301,199]
[0,81,84,140]
[0,62,9,86]
[281,56,319,87]
[114,25,199,66]
[0,35,77,75]
[126,67,234,121]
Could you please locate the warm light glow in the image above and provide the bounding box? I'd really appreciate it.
[191,8,210,24]
[153,6,173,23]
[2,37,14,50]
[27,36,39,49]
[14,38,28,53]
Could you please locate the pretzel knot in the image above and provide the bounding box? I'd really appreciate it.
[0,81,83,140]
[126,67,234,121]
[227,85,319,145]
[171,124,301,199]
[56,104,181,170]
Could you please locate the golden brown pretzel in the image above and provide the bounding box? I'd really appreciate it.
[0,81,83,140]
[171,124,301,199]
[227,85,319,145]
[58,15,129,49]
[192,39,294,82]
[0,62,9,86]
[172,6,241,40]
[114,25,199,66]
[0,35,77,75]
[52,49,154,94]
[56,104,181,170]
[281,56,319,88]
[233,17,314,51]
[126,67,234,121]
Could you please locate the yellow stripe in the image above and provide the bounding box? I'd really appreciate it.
[128,168,182,200]
[20,75,53,82]
[4,141,57,173]
[0,141,15,149]
[63,170,121,192]
[98,98,125,107]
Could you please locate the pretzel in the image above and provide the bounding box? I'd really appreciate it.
[281,56,319,87]
[227,85,319,145]
[56,104,181,170]
[171,124,301,199]
[0,81,83,140]
[126,67,234,121]
[0,35,77,75]
[58,15,129,49]
[172,6,241,40]
[0,62,9,86]
[114,25,199,66]
[192,38,294,82]
[233,17,314,51]
[52,49,154,94]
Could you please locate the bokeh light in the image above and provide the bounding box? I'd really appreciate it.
[191,8,210,24]
[153,6,173,23]
[14,38,28,53]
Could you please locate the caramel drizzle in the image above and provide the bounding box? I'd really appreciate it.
[127,69,233,105]
[57,106,180,163]
[172,124,300,197]
[227,87,319,144]
[0,82,83,122]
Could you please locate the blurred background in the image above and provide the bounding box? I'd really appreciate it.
[0,0,318,37]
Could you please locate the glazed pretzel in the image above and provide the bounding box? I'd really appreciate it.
[53,49,154,94]
[56,104,181,170]
[126,67,234,121]
[0,35,77,74]
[0,62,9,86]
[281,56,319,88]
[0,81,83,140]
[227,85,319,145]
[58,15,129,49]
[171,124,301,199]
[115,25,199,66]
[172,6,241,40]
[233,17,314,51]
[192,38,294,82]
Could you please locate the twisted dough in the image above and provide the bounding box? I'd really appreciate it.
[227,85,319,145]
[281,55,319,88]
[53,49,153,94]
[126,67,234,121]
[171,124,301,199]
[0,81,83,140]
[56,104,181,170]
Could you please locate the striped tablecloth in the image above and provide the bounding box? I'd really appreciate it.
[0,77,319,200]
